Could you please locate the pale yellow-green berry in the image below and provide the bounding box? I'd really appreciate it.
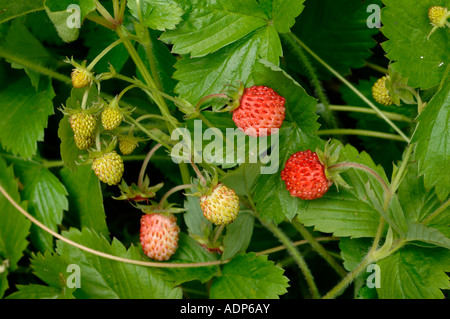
[92,151,124,186]
[199,184,240,225]
[372,76,393,106]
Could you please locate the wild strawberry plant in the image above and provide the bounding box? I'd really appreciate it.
[0,0,449,300]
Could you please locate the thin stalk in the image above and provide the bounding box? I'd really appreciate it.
[86,37,124,71]
[365,62,389,74]
[288,32,411,143]
[94,0,116,26]
[280,33,337,129]
[124,114,172,149]
[317,129,406,142]
[292,218,347,278]
[157,184,193,210]
[328,162,390,195]
[0,48,70,83]
[329,105,412,123]
[322,254,373,299]
[138,143,163,188]
[262,220,320,299]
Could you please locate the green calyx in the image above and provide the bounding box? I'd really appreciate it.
[188,169,220,198]
[384,69,418,106]
[113,175,164,204]
[316,140,351,192]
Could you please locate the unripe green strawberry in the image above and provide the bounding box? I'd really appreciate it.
[371,76,393,106]
[119,135,139,155]
[199,184,240,225]
[69,113,97,150]
[428,6,449,27]
[140,213,180,261]
[92,151,124,186]
[281,150,332,200]
[101,107,123,131]
[71,68,91,89]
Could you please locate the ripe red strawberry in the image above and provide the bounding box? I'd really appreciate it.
[281,150,333,200]
[92,151,124,186]
[140,213,180,261]
[232,85,285,137]
[199,183,240,225]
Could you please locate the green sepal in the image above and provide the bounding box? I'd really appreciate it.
[113,176,164,202]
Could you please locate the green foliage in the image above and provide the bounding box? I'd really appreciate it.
[0,0,448,301]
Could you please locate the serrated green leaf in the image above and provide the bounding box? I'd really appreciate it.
[222,212,255,260]
[397,162,449,237]
[290,0,381,80]
[210,252,289,298]
[45,0,96,43]
[8,159,68,252]
[160,0,267,57]
[6,284,72,299]
[271,0,305,33]
[59,166,109,239]
[2,21,55,88]
[184,194,212,240]
[56,227,182,299]
[377,245,450,298]
[339,237,372,272]
[0,0,44,23]
[128,0,183,31]
[0,157,31,272]
[31,251,72,288]
[406,222,450,249]
[0,77,55,159]
[173,31,266,105]
[411,81,450,201]
[381,0,450,89]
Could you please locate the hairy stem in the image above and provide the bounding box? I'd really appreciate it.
[262,220,320,299]
[138,143,163,188]
[281,33,337,129]
[288,32,411,143]
[317,129,406,142]
[292,218,347,278]
[328,105,412,122]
